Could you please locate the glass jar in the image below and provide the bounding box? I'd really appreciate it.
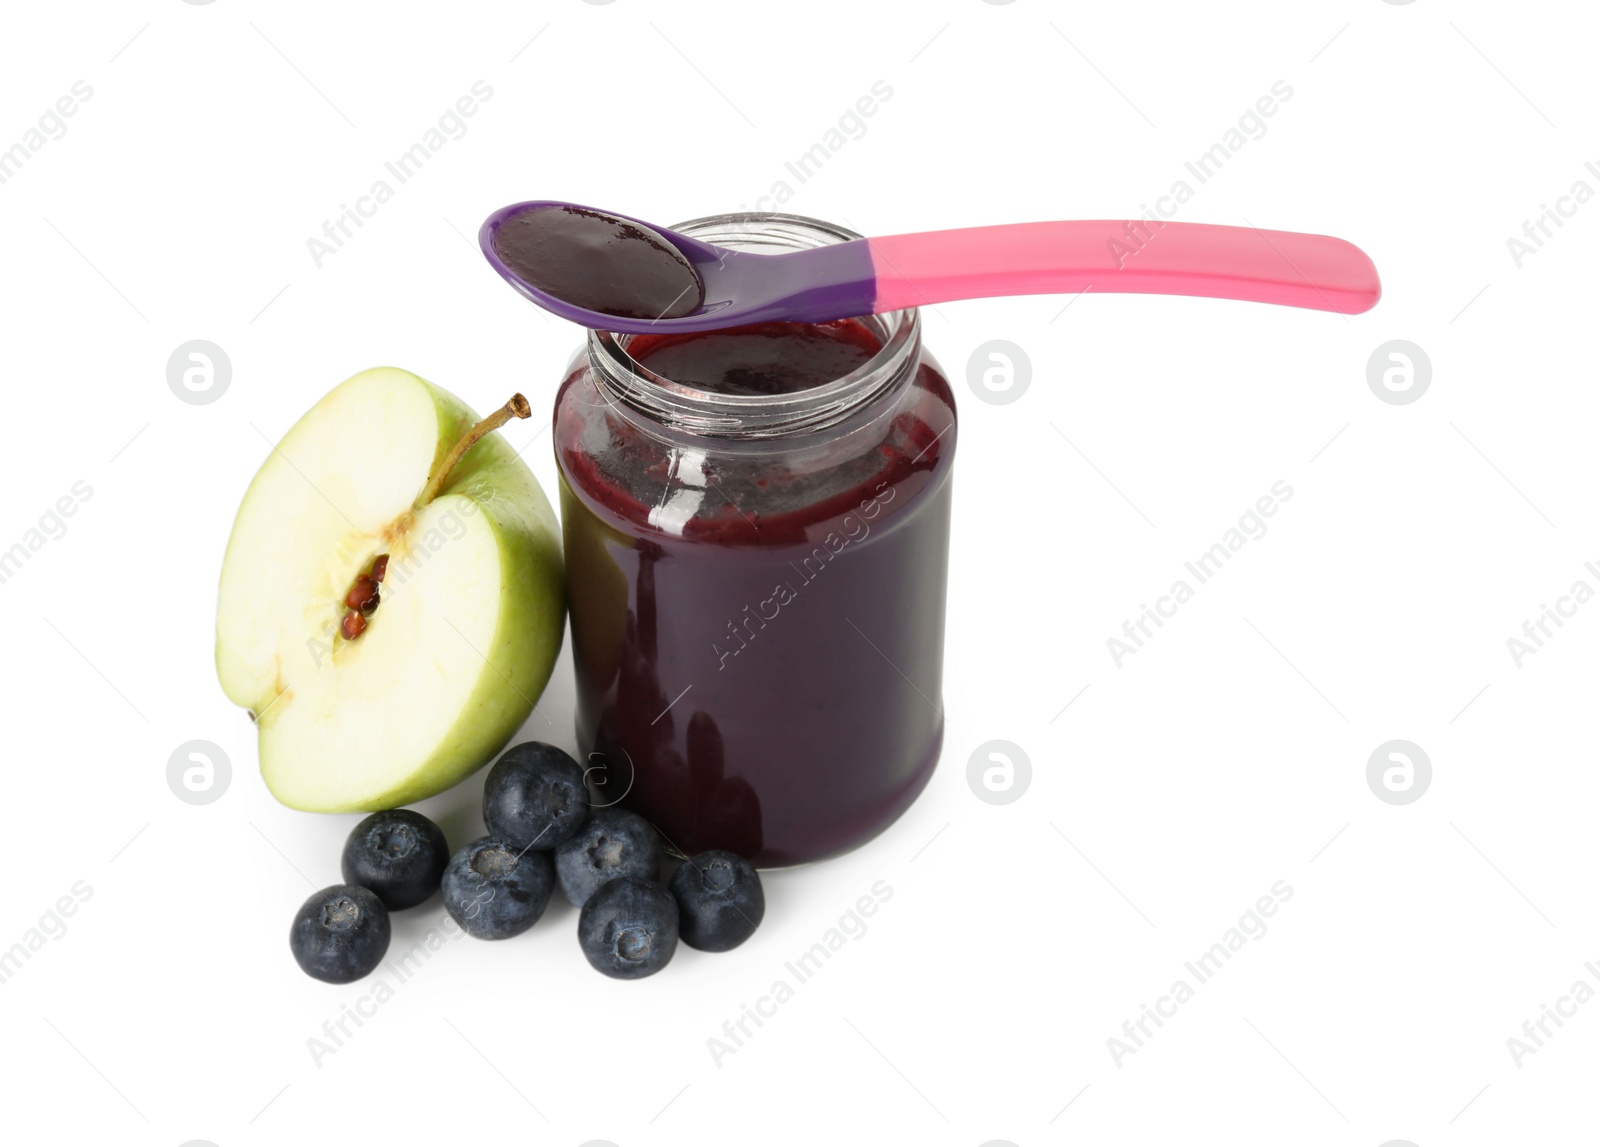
[552,212,957,867]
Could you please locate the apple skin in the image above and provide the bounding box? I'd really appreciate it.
[215,367,565,812]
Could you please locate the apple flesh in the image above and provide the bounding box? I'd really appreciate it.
[216,366,565,811]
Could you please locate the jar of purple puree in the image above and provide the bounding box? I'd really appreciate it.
[553,212,957,867]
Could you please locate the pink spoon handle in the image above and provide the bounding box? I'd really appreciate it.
[868,221,1380,315]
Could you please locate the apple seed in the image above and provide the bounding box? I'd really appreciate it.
[345,575,378,611]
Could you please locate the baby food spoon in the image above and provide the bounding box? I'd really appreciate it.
[480,200,1380,332]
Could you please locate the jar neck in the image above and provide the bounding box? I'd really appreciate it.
[583,212,920,442]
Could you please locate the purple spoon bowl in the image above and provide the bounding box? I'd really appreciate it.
[479,200,876,334]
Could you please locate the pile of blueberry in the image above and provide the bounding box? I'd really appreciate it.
[288,741,765,984]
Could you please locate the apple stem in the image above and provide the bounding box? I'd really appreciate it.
[415,393,532,508]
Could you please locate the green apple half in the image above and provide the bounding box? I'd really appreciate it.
[216,366,564,811]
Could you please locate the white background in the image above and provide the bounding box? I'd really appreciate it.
[0,1,1594,1144]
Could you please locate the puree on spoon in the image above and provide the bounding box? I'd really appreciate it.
[488,203,706,322]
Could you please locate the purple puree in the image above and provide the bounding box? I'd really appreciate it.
[626,321,882,395]
[556,318,956,867]
[491,205,705,321]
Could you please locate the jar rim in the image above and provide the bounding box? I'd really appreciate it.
[585,212,920,440]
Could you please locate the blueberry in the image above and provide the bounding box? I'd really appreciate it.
[555,808,661,907]
[578,877,678,980]
[668,850,765,952]
[441,837,555,940]
[340,808,448,910]
[290,884,390,984]
[482,741,589,851]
